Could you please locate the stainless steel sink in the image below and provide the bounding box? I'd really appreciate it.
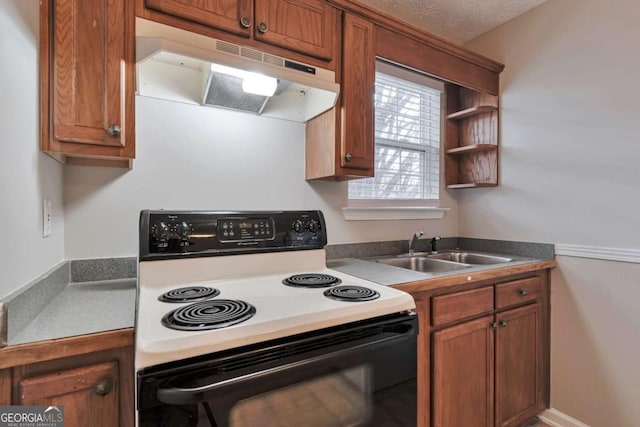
[427,251,513,265]
[374,256,471,273]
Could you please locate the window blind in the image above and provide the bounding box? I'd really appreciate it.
[349,64,442,200]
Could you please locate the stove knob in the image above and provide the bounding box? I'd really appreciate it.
[307,220,319,232]
[153,222,170,241]
[292,220,304,233]
[177,222,191,238]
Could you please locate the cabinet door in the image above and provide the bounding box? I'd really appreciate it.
[340,13,375,172]
[495,304,544,427]
[42,0,135,164]
[145,0,251,36]
[432,316,494,427]
[19,362,119,427]
[50,0,126,148]
[254,0,335,60]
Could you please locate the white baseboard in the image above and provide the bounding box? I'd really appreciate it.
[555,244,640,264]
[539,408,590,427]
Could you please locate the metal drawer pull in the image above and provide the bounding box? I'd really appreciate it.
[499,320,507,328]
[257,22,268,33]
[95,379,113,396]
[345,153,353,162]
[107,124,121,137]
[240,17,251,28]
[518,289,528,296]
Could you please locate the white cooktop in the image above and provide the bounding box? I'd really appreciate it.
[136,250,415,370]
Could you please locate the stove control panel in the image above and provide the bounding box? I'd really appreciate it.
[217,218,275,242]
[140,210,327,260]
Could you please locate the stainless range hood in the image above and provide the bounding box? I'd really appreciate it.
[136,19,339,122]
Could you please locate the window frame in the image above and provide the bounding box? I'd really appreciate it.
[348,60,446,208]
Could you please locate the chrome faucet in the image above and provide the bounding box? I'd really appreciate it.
[429,236,442,254]
[409,231,424,255]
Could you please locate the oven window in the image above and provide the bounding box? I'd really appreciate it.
[228,366,372,427]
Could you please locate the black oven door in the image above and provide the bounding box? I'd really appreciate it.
[138,313,417,427]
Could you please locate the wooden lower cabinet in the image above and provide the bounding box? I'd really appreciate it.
[1,336,134,427]
[495,304,544,427]
[19,362,119,426]
[413,270,550,427]
[432,315,494,427]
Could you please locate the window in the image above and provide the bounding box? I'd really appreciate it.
[349,61,443,201]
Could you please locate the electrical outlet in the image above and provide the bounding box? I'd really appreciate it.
[43,198,52,238]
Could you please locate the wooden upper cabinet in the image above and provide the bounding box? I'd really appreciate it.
[304,11,374,180]
[340,13,374,171]
[145,0,252,37]
[19,362,119,427]
[254,0,335,60]
[432,315,494,427]
[495,304,544,427]
[142,0,336,62]
[41,0,135,167]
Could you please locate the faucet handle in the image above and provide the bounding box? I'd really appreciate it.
[415,231,425,238]
[429,236,441,253]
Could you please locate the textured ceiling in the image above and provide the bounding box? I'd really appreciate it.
[358,0,547,44]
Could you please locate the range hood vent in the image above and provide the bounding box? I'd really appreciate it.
[136,19,339,122]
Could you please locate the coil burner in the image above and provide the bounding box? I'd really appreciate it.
[161,300,256,331]
[323,286,380,302]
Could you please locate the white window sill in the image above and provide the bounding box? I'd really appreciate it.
[341,206,450,221]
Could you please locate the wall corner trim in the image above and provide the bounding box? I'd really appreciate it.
[538,408,591,427]
[555,244,640,264]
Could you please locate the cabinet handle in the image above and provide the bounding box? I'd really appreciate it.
[518,289,528,296]
[490,322,499,330]
[107,124,121,137]
[499,320,508,328]
[257,22,268,33]
[95,379,113,396]
[345,153,353,162]
[240,17,251,28]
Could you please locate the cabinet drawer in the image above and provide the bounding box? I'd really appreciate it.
[495,277,541,309]
[432,287,494,326]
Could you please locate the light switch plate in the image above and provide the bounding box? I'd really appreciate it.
[43,198,52,238]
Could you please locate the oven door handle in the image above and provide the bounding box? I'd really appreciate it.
[156,329,412,405]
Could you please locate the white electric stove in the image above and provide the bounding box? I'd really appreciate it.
[136,210,418,427]
[137,249,414,370]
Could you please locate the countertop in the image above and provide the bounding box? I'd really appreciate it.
[328,256,557,294]
[9,278,136,346]
[2,240,555,350]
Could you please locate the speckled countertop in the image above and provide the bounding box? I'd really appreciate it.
[326,238,557,293]
[327,253,536,287]
[2,257,137,347]
[10,278,136,345]
[328,256,557,293]
[1,238,554,347]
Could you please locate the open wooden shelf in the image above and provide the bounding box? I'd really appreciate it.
[446,105,498,121]
[446,144,497,155]
[446,183,498,189]
[445,85,499,188]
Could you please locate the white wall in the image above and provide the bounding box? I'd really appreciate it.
[64,96,458,259]
[550,257,640,427]
[462,0,640,247]
[0,0,65,299]
[463,0,640,425]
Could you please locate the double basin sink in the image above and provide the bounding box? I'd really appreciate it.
[370,251,514,274]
